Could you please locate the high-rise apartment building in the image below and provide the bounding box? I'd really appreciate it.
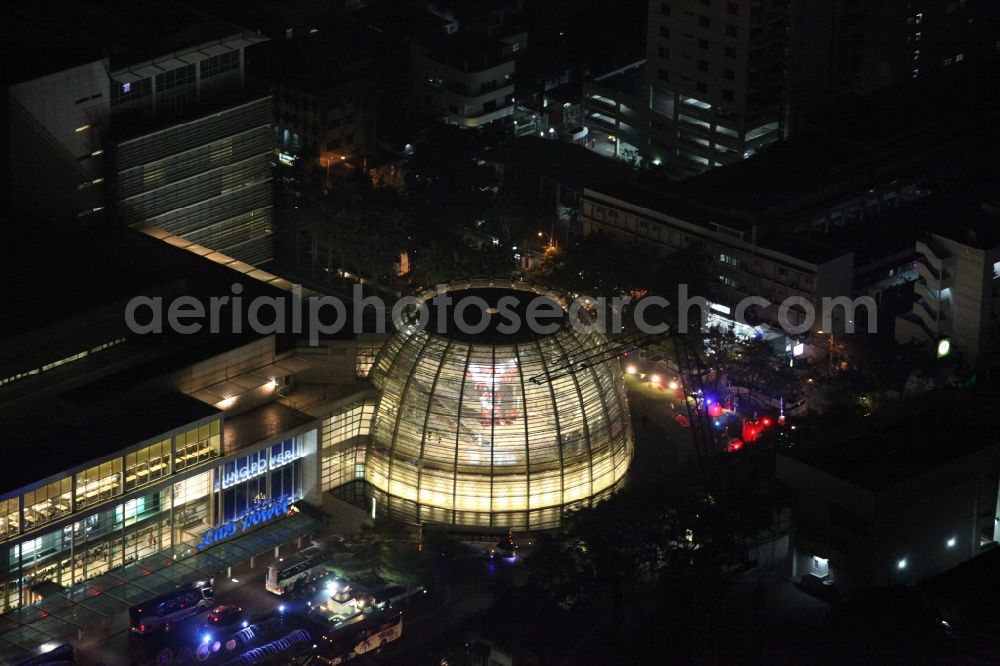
[862,0,1000,92]
[788,0,1000,126]
[895,198,1000,368]
[646,0,788,174]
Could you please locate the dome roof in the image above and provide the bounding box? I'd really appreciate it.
[367,279,633,530]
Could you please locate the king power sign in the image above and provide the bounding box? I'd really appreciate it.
[197,496,294,550]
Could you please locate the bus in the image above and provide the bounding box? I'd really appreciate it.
[266,546,331,595]
[311,612,403,664]
[128,580,214,634]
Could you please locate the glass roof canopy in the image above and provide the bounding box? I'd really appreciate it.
[0,513,320,664]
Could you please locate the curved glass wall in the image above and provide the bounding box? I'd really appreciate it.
[368,279,633,530]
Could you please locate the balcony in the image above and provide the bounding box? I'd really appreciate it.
[913,295,946,333]
[914,280,948,310]
[915,239,950,267]
[915,255,951,288]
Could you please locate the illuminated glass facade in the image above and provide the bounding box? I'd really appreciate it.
[0,419,317,614]
[367,280,634,530]
[215,433,314,522]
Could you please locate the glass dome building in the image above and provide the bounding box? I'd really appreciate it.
[367,279,633,530]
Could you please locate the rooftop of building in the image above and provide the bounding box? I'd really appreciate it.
[0,214,294,349]
[420,30,515,68]
[583,177,849,265]
[0,216,187,342]
[350,0,453,43]
[1,391,220,494]
[673,62,1000,227]
[587,60,647,100]
[811,172,1000,266]
[222,401,317,454]
[2,0,253,84]
[779,392,1000,492]
[485,137,633,193]
[266,24,376,95]
[682,132,855,217]
[806,61,1000,147]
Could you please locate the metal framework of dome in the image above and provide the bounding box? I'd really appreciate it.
[367,278,634,530]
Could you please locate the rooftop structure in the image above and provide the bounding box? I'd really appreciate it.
[777,393,1000,589]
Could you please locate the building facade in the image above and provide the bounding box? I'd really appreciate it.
[777,400,1000,590]
[3,4,274,264]
[646,0,788,174]
[411,33,520,128]
[582,61,648,163]
[580,184,855,334]
[895,225,1000,367]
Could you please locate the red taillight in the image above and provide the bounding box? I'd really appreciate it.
[139,624,146,633]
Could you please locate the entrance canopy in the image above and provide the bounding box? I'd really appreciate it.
[0,513,321,664]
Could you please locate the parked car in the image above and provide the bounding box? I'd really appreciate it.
[200,604,244,632]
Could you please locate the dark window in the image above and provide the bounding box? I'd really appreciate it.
[726,24,738,37]
[658,69,670,81]
[723,89,735,101]
[660,26,671,37]
[200,50,240,79]
[658,46,670,58]
[727,1,739,13]
[724,68,735,80]
[697,60,709,71]
[698,38,709,49]
[725,46,737,57]
[660,2,671,15]
[696,81,708,92]
[699,16,711,28]
[155,64,196,92]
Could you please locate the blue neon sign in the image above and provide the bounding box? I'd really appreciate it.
[216,445,303,491]
[197,496,293,550]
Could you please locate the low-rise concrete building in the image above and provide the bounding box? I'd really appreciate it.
[777,396,1000,590]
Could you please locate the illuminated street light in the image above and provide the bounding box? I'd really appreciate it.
[936,337,951,359]
[649,374,661,385]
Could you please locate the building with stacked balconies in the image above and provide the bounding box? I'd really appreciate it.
[895,204,1000,367]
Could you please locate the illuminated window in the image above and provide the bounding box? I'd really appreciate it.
[75,460,123,510]
[24,477,73,530]
[125,439,172,491]
[174,421,221,471]
[0,498,18,539]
